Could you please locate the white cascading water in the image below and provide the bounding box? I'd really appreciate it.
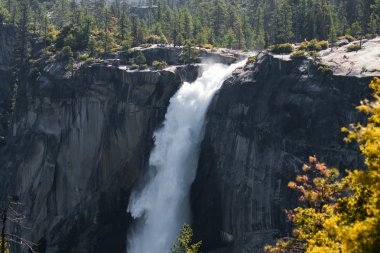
[127,60,246,253]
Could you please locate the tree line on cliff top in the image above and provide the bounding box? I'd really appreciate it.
[0,0,379,58]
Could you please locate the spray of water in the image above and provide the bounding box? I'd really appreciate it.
[127,60,246,253]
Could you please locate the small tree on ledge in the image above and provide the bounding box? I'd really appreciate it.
[172,224,202,253]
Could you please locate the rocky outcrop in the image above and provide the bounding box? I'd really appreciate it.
[320,37,380,76]
[191,54,373,253]
[2,63,199,253]
[128,45,247,65]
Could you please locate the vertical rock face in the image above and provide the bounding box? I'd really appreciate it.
[0,24,15,136]
[2,64,198,253]
[0,24,15,72]
[192,55,371,253]
[0,24,15,198]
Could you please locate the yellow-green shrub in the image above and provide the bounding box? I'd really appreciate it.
[246,56,257,64]
[290,50,307,59]
[130,64,139,70]
[152,60,168,70]
[202,44,214,49]
[271,43,294,54]
[346,43,362,52]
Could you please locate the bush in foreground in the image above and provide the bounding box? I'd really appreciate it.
[265,78,380,253]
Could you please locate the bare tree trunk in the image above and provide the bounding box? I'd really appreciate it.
[1,205,7,253]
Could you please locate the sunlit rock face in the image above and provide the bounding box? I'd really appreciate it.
[192,54,372,253]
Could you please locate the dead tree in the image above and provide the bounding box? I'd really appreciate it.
[1,197,36,253]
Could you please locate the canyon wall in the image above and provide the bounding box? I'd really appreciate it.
[0,29,377,252]
[192,54,372,253]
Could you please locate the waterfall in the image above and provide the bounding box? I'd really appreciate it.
[127,60,246,253]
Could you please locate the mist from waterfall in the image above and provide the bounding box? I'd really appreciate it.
[127,60,246,253]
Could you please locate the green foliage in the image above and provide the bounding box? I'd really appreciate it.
[202,44,214,49]
[318,41,329,50]
[299,39,329,51]
[180,41,200,64]
[270,0,294,44]
[290,50,307,60]
[271,43,294,54]
[338,77,380,253]
[145,34,166,44]
[0,6,10,24]
[3,0,377,59]
[139,64,148,70]
[172,224,202,253]
[56,24,91,51]
[339,35,356,42]
[365,33,377,40]
[350,22,362,37]
[346,43,362,52]
[65,57,75,75]
[223,28,236,49]
[61,46,73,61]
[266,78,380,253]
[78,53,90,61]
[308,51,321,61]
[246,56,257,64]
[135,51,146,65]
[0,239,10,253]
[152,60,167,70]
[318,64,332,74]
[253,7,266,49]
[130,64,139,70]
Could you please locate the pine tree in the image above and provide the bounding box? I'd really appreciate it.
[182,9,193,40]
[242,16,254,49]
[270,0,294,44]
[253,6,265,49]
[15,0,30,70]
[0,5,10,24]
[171,224,202,253]
[224,28,236,49]
[211,0,227,44]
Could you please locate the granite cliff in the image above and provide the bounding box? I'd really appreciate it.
[192,45,377,252]
[0,30,378,253]
[0,47,199,252]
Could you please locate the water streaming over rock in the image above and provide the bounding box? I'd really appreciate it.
[127,60,246,253]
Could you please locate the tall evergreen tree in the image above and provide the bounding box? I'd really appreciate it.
[270,0,294,44]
